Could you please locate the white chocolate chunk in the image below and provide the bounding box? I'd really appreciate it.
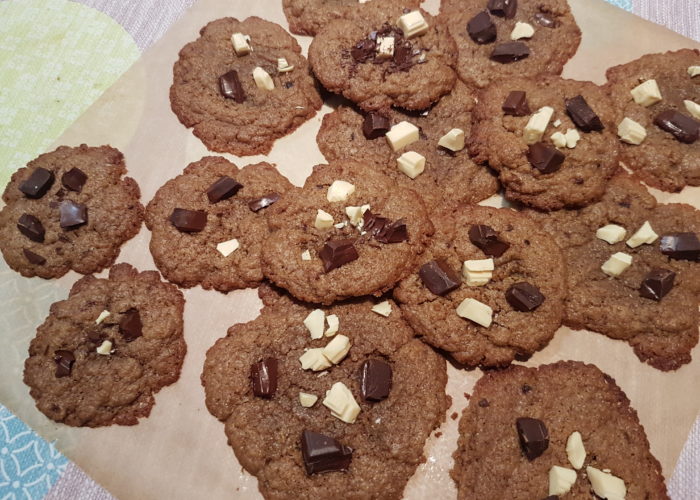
[566,431,586,469]
[304,309,326,339]
[277,57,295,72]
[299,392,318,407]
[397,151,426,179]
[322,334,351,364]
[689,66,700,78]
[323,382,361,423]
[601,252,633,277]
[253,67,274,90]
[549,466,577,496]
[626,221,658,248]
[327,180,356,202]
[96,340,113,356]
[334,222,347,229]
[462,259,494,287]
[596,224,627,244]
[231,33,251,56]
[551,131,567,148]
[397,10,429,39]
[565,128,581,148]
[345,204,370,227]
[216,238,240,257]
[456,298,493,327]
[617,117,647,145]
[553,119,562,127]
[586,466,627,500]
[510,21,535,40]
[95,310,110,324]
[386,121,420,151]
[301,250,312,261]
[630,79,662,107]
[299,348,332,371]
[325,314,339,337]
[438,128,465,151]
[314,209,334,229]
[523,106,555,144]
[371,300,392,317]
[376,36,395,59]
[684,100,700,120]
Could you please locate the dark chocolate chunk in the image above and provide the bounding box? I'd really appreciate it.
[359,359,393,402]
[301,430,353,475]
[659,233,700,261]
[392,41,414,71]
[467,11,497,44]
[527,142,565,174]
[533,12,556,27]
[59,200,88,229]
[19,167,54,199]
[319,239,359,272]
[362,112,391,139]
[23,249,46,265]
[419,260,461,295]
[17,214,45,242]
[502,90,530,116]
[206,176,242,203]
[374,219,408,244]
[170,208,207,232]
[351,38,376,63]
[478,398,490,407]
[61,168,88,192]
[654,110,699,144]
[488,0,517,18]
[250,358,278,398]
[516,417,549,460]
[506,282,545,311]
[468,224,510,257]
[565,95,604,132]
[54,350,75,378]
[119,308,143,342]
[639,268,675,301]
[490,42,530,63]
[521,384,532,394]
[362,210,389,236]
[219,70,246,103]
[248,192,280,212]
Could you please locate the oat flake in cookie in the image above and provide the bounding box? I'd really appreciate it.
[0,145,143,279]
[145,156,293,292]
[606,49,700,192]
[23,264,186,427]
[452,361,669,499]
[170,17,322,156]
[201,285,448,500]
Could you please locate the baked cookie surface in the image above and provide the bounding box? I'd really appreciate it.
[23,263,186,427]
[0,145,143,279]
[170,17,322,156]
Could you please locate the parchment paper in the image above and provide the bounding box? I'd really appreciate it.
[1,0,699,498]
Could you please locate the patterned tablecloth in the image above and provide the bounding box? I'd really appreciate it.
[0,0,697,498]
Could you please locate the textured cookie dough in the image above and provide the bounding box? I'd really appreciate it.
[470,75,619,210]
[605,49,700,191]
[0,145,143,279]
[23,263,186,427]
[202,284,448,500]
[145,156,293,292]
[261,161,434,304]
[317,82,499,210]
[527,173,700,371]
[393,205,566,367]
[452,361,669,500]
[170,17,322,156]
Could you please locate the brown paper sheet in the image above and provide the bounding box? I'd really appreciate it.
[1,0,699,498]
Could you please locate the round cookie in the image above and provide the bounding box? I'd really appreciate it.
[470,75,620,210]
[170,17,322,156]
[393,204,566,367]
[261,161,434,304]
[527,173,700,371]
[23,263,186,427]
[145,156,293,292]
[452,362,668,500]
[317,82,499,210]
[605,49,700,192]
[0,145,143,279]
[440,0,581,91]
[308,8,457,111]
[201,285,448,500]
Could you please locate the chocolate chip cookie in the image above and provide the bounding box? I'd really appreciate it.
[23,263,186,427]
[441,0,581,91]
[170,17,322,156]
[393,204,566,367]
[0,145,143,279]
[470,75,619,210]
[452,361,668,500]
[527,173,700,371]
[308,8,457,111]
[145,156,293,292]
[605,49,700,192]
[316,81,499,210]
[261,161,434,304]
[201,284,448,500]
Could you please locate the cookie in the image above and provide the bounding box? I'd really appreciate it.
[201,284,448,500]
[23,263,186,427]
[527,173,700,371]
[261,161,434,304]
[0,145,143,279]
[440,0,581,91]
[605,49,700,192]
[316,81,499,210]
[308,8,457,111]
[393,204,566,367]
[470,75,619,210]
[451,361,668,500]
[145,156,293,292]
[170,17,322,156]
